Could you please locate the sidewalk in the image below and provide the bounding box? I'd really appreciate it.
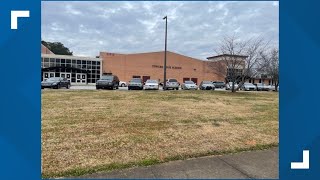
[74,147,278,179]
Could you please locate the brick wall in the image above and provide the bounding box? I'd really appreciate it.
[41,44,54,54]
[100,51,225,84]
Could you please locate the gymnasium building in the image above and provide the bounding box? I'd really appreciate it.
[99,51,225,84]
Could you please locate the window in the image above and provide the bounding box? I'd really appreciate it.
[133,75,141,78]
[55,59,61,66]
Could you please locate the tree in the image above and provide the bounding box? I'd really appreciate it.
[259,48,279,91]
[209,36,269,92]
[41,40,73,55]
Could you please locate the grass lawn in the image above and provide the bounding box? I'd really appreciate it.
[42,90,278,178]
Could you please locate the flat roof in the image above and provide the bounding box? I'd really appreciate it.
[41,54,101,61]
[206,54,248,60]
[100,50,207,61]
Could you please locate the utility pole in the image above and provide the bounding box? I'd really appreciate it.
[163,16,167,91]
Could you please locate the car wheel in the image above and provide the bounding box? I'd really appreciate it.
[121,83,125,87]
[66,84,70,89]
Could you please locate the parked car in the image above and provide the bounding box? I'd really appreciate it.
[119,81,127,87]
[255,83,269,91]
[225,82,239,90]
[268,84,279,91]
[144,79,159,90]
[164,78,180,90]
[240,83,257,91]
[181,81,198,90]
[212,81,225,88]
[96,75,120,90]
[128,78,143,90]
[41,77,70,89]
[199,81,215,90]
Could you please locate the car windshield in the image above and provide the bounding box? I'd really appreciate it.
[185,81,194,84]
[146,80,158,83]
[100,76,113,80]
[130,79,141,83]
[46,77,61,82]
[202,81,212,84]
[168,79,177,82]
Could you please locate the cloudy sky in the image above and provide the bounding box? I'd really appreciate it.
[41,1,279,60]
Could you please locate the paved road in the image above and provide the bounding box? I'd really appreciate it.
[72,148,278,179]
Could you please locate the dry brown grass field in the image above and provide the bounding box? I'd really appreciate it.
[41,90,278,178]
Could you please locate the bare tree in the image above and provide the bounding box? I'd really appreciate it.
[209,36,269,92]
[259,48,279,91]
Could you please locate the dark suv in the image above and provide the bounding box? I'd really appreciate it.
[96,75,120,90]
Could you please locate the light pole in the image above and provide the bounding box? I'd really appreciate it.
[163,16,167,91]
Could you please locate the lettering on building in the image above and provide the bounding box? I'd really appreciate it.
[152,65,182,69]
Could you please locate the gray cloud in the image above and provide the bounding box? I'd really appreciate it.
[41,1,279,59]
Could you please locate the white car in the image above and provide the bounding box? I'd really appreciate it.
[268,85,279,91]
[226,82,239,90]
[181,81,198,90]
[119,81,127,87]
[144,79,159,90]
[256,83,269,91]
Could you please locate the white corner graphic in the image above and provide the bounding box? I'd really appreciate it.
[11,11,30,30]
[291,150,309,169]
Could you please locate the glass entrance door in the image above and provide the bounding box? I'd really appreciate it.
[60,73,71,82]
[76,73,87,84]
[43,72,55,81]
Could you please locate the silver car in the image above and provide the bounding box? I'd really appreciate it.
[241,83,257,91]
[199,81,215,90]
[181,81,198,90]
[144,79,159,90]
[225,82,239,90]
[164,78,180,90]
[256,83,269,91]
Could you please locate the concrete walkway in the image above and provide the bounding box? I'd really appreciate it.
[75,148,278,179]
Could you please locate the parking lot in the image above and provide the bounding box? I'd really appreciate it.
[49,85,273,92]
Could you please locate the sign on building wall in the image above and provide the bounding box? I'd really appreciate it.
[152,65,182,69]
